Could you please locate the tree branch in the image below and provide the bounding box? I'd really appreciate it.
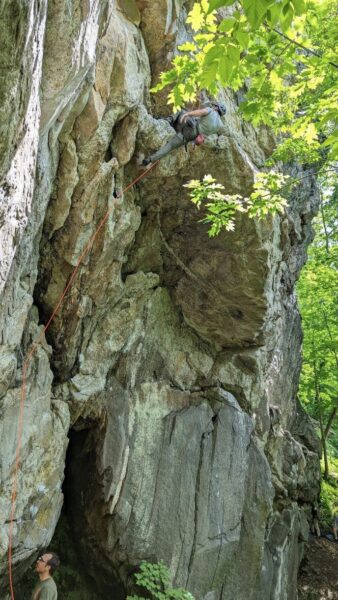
[267,25,338,70]
[243,166,337,203]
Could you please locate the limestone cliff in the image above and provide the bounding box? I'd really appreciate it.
[0,1,321,599]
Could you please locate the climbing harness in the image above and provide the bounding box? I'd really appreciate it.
[7,160,158,600]
[182,118,201,152]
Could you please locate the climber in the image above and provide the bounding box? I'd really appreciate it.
[31,551,60,599]
[141,102,227,168]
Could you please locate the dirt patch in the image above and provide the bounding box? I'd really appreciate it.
[298,537,338,599]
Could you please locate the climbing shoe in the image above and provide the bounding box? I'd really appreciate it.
[140,158,153,170]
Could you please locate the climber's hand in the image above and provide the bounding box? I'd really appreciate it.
[180,112,190,124]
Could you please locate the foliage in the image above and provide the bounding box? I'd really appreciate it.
[152,0,337,233]
[185,171,289,235]
[152,0,338,164]
[127,561,194,600]
[297,173,338,475]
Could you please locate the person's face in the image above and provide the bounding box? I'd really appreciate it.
[36,553,52,575]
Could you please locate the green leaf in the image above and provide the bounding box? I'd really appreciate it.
[178,42,197,52]
[266,4,283,26]
[203,44,223,66]
[207,0,235,14]
[187,3,205,31]
[236,30,249,49]
[168,85,184,109]
[200,60,219,87]
[242,0,270,28]
[304,122,318,144]
[328,142,338,160]
[219,17,236,32]
[291,0,306,16]
[280,4,294,32]
[322,131,338,148]
[227,43,240,65]
[270,70,283,90]
[218,55,234,84]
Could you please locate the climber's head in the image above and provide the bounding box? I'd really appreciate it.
[36,551,60,576]
[212,102,226,116]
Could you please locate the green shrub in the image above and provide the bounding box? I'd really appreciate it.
[127,561,195,600]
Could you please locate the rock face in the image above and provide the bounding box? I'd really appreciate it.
[0,1,320,599]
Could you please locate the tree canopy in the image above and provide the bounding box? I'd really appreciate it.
[153,0,337,162]
[297,176,338,476]
[152,0,337,233]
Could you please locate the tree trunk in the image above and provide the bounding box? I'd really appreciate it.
[323,407,337,440]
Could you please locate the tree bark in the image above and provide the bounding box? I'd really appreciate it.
[319,411,330,480]
[323,407,337,440]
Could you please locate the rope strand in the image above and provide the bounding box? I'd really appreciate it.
[7,160,158,599]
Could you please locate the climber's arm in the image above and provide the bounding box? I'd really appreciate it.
[180,107,210,122]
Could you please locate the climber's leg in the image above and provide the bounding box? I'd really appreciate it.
[113,167,124,199]
[142,133,185,166]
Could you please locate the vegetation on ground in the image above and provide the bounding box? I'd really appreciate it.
[127,561,194,600]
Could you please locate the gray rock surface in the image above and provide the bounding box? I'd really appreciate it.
[0,1,320,598]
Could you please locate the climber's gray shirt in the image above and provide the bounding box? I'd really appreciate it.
[198,107,225,136]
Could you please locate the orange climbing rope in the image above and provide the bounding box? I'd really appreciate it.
[7,160,158,599]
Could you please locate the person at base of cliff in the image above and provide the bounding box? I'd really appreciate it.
[141,102,227,169]
[31,551,60,600]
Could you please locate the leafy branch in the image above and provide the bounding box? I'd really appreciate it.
[152,0,338,165]
[267,25,338,69]
[185,172,289,236]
